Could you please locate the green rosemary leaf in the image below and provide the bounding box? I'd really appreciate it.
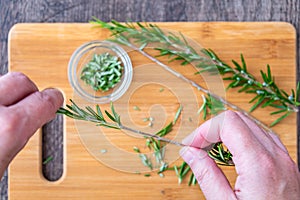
[223,77,234,81]
[174,166,181,184]
[226,80,239,90]
[133,106,141,111]
[158,162,169,173]
[181,60,190,65]
[270,112,291,127]
[179,162,187,176]
[96,105,105,121]
[188,173,194,186]
[296,82,300,102]
[232,59,242,71]
[217,144,225,162]
[267,64,272,81]
[203,105,207,120]
[192,174,197,185]
[86,106,101,119]
[173,105,183,125]
[197,95,207,115]
[139,42,148,50]
[133,146,140,153]
[110,102,121,125]
[238,84,250,93]
[269,104,287,109]
[260,70,268,82]
[139,153,153,170]
[43,156,53,165]
[179,31,188,45]
[240,54,247,72]
[270,109,288,115]
[261,99,275,108]
[281,89,289,98]
[249,95,265,112]
[105,110,117,122]
[181,165,191,178]
[156,122,173,137]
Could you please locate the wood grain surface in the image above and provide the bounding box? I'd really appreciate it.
[8,22,296,199]
[1,0,300,199]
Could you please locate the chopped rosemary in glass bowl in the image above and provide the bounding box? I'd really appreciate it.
[68,41,133,103]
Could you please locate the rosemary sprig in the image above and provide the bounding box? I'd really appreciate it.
[57,100,184,146]
[203,49,299,126]
[91,19,299,127]
[58,101,201,184]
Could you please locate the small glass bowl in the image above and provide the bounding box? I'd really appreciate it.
[68,41,133,104]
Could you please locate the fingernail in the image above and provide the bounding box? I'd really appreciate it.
[180,147,207,166]
[180,147,195,165]
[43,88,64,105]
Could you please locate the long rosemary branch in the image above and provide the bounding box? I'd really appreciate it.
[90,19,278,134]
[91,19,299,127]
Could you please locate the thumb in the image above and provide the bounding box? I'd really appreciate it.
[180,147,237,200]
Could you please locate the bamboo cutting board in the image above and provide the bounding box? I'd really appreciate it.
[8,22,296,199]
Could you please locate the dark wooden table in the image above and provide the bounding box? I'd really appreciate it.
[1,0,299,199]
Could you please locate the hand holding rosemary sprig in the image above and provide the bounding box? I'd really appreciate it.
[180,110,300,199]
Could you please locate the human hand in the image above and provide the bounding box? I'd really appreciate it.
[180,110,300,200]
[0,72,63,177]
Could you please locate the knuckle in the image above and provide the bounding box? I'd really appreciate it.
[9,72,28,81]
[9,72,37,89]
[35,91,58,115]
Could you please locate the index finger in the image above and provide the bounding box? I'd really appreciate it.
[182,110,267,165]
[9,88,64,138]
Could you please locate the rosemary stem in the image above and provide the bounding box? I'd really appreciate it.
[127,43,276,135]
[119,124,185,147]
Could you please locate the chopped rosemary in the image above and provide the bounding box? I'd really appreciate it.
[42,156,53,165]
[80,52,123,92]
[100,149,107,154]
[133,106,141,111]
[133,147,153,170]
[159,87,164,92]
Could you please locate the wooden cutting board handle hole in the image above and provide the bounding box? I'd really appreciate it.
[41,114,64,182]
